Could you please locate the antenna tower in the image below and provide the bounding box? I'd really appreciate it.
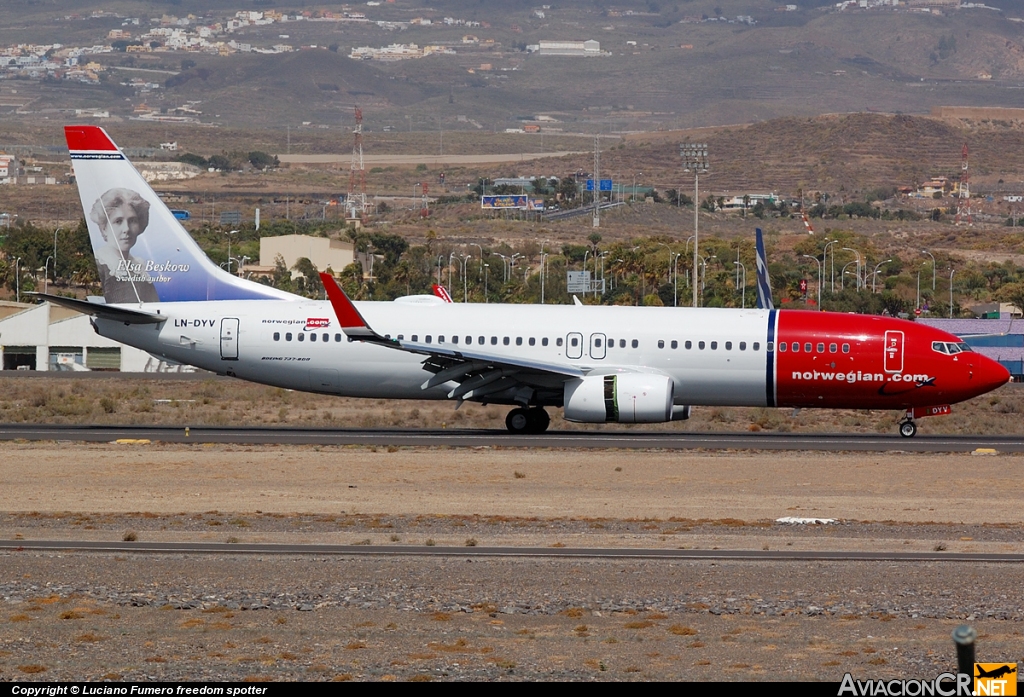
[955,142,971,226]
[347,106,368,220]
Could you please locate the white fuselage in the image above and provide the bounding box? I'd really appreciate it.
[97,300,773,407]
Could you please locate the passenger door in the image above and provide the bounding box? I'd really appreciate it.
[220,318,239,360]
[589,333,607,360]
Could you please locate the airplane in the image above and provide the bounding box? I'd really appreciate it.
[37,125,1011,438]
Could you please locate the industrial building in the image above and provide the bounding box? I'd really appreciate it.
[0,300,187,372]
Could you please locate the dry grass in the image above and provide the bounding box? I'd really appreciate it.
[2,376,1023,437]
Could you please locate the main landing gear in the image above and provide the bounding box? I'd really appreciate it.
[505,407,550,434]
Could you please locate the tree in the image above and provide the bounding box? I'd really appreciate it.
[247,151,279,170]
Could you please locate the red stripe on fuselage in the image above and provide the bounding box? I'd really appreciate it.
[774,311,1009,409]
[64,125,118,152]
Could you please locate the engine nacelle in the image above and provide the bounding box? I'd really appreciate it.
[563,373,674,423]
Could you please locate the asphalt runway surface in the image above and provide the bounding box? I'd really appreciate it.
[1,423,1022,451]
[4,539,1024,563]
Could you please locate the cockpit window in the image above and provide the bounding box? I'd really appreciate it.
[933,341,972,355]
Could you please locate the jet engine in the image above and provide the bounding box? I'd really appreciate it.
[563,373,675,423]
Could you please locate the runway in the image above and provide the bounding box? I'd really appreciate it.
[1,423,1022,451]
[5,539,1024,562]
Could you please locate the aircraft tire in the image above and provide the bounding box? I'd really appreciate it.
[505,408,530,434]
[526,407,550,434]
[899,420,917,438]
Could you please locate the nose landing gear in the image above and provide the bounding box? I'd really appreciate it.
[505,407,550,434]
[898,418,917,438]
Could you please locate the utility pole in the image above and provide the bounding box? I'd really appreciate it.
[680,143,709,307]
[592,135,600,228]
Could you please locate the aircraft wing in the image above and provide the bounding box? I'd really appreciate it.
[28,293,167,325]
[320,273,583,402]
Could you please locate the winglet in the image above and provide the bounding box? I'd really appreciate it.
[754,227,775,311]
[319,272,388,341]
[432,284,453,303]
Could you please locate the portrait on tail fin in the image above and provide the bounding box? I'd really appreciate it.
[89,187,159,303]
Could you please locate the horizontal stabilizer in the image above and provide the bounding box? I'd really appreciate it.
[28,293,167,324]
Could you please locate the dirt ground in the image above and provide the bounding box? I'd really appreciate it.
[0,442,1022,682]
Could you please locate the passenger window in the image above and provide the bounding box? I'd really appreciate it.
[631,339,639,349]
[479,336,485,345]
[671,340,678,349]
[310,333,317,342]
[791,343,799,353]
[412,335,418,342]
[516,337,523,346]
[829,343,837,353]
[397,334,404,341]
[452,336,459,344]
[286,333,292,341]
[323,333,329,342]
[491,336,497,345]
[503,337,510,346]
[438,335,445,343]
[804,343,812,353]
[595,338,602,347]
[542,338,549,346]
[273,332,280,341]
[658,340,664,349]
[556,338,563,347]
[710,341,718,350]
[698,341,705,350]
[725,341,732,350]
[685,340,692,349]
[425,336,432,344]
[739,342,746,351]
[570,337,579,347]
[779,342,786,352]
[465,336,471,344]
[298,333,305,342]
[842,343,850,353]
[816,343,824,353]
[619,339,626,348]
[529,338,535,346]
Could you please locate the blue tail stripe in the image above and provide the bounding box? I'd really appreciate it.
[765,309,777,407]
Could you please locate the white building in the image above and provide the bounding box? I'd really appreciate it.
[0,301,189,372]
[537,40,602,56]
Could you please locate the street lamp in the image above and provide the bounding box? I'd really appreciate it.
[457,254,471,302]
[672,253,682,307]
[14,257,21,304]
[226,229,238,271]
[823,238,840,293]
[841,247,862,290]
[51,226,62,291]
[680,142,709,307]
[734,260,747,309]
[483,263,489,303]
[871,259,892,294]
[699,254,716,291]
[841,261,858,290]
[949,268,956,318]
[43,256,54,294]
[539,252,549,304]
[801,255,822,310]
[922,249,936,291]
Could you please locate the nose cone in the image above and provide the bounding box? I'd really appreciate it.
[974,354,1011,396]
